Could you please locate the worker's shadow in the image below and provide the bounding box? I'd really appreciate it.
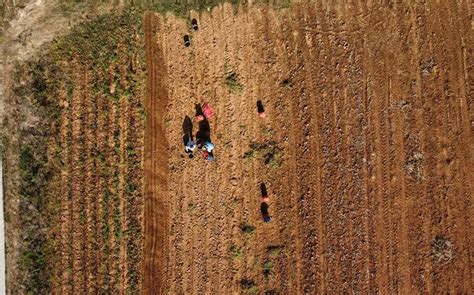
[257,100,265,113]
[196,118,211,145]
[260,183,268,197]
[195,103,204,117]
[182,115,193,145]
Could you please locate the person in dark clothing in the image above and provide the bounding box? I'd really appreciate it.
[257,100,266,118]
[260,182,271,222]
[260,202,272,223]
[196,118,211,149]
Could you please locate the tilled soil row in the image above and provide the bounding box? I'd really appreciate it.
[144,2,473,294]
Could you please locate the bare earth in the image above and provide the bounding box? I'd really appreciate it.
[144,1,473,294]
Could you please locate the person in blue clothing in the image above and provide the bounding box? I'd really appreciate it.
[203,141,214,152]
[202,141,214,161]
[185,138,196,158]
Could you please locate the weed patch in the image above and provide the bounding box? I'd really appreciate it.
[229,245,243,259]
[240,222,256,235]
[243,141,283,168]
[267,244,285,257]
[262,260,274,277]
[240,279,258,293]
[262,126,273,137]
[12,55,61,294]
[281,78,293,89]
[225,72,243,93]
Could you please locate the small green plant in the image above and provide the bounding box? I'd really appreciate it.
[262,127,272,137]
[251,257,260,270]
[139,107,147,121]
[126,144,136,157]
[225,72,243,93]
[164,117,172,128]
[66,80,74,97]
[229,245,243,259]
[243,149,256,161]
[267,245,285,257]
[281,78,293,89]
[240,222,256,235]
[126,181,137,194]
[262,260,274,277]
[240,279,257,293]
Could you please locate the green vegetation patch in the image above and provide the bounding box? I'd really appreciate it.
[229,245,243,259]
[262,260,274,277]
[240,222,256,234]
[18,146,52,294]
[12,59,59,294]
[244,141,283,168]
[266,244,285,257]
[225,72,244,93]
[240,278,258,293]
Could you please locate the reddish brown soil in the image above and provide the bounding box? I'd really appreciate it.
[143,12,171,295]
[144,1,473,294]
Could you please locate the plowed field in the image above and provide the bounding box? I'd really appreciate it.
[144,1,473,294]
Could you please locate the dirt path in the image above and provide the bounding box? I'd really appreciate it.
[143,12,170,295]
[144,2,473,294]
